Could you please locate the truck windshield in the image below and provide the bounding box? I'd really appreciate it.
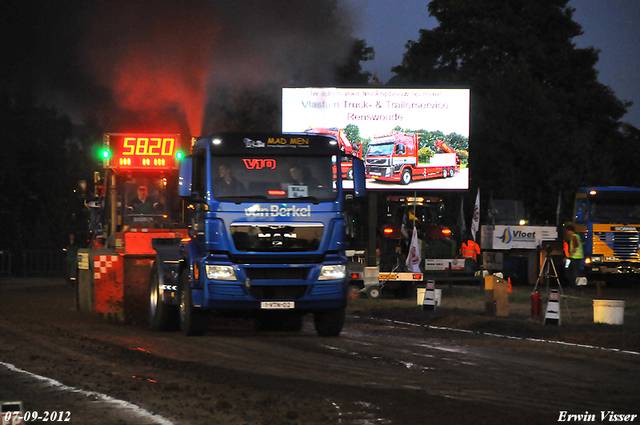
[211,155,338,202]
[590,196,640,223]
[366,142,394,157]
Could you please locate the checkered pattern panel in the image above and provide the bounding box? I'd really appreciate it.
[94,255,120,281]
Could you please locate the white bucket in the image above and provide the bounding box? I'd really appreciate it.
[417,288,441,306]
[593,300,625,325]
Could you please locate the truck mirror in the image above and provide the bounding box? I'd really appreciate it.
[352,157,366,198]
[179,157,193,197]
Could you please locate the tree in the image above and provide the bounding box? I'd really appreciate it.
[390,0,633,222]
[335,39,375,85]
[0,83,83,261]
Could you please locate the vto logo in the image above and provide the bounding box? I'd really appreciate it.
[243,158,276,169]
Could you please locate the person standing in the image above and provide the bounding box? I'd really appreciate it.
[63,233,79,287]
[460,233,481,266]
[565,224,585,287]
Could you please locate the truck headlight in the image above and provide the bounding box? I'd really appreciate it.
[205,265,237,281]
[589,256,602,264]
[318,264,346,281]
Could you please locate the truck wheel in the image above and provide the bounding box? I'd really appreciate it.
[179,273,207,336]
[313,308,345,337]
[442,168,448,178]
[149,267,177,331]
[401,169,412,185]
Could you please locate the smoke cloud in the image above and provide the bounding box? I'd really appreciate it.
[12,0,359,136]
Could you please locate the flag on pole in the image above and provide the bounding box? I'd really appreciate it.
[471,188,480,241]
[405,227,421,273]
[458,195,466,235]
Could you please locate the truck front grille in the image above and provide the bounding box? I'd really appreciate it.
[245,268,310,280]
[231,224,323,252]
[367,166,389,175]
[594,231,639,260]
[366,158,388,165]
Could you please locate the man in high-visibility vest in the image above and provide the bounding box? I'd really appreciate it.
[460,234,481,265]
[565,224,585,287]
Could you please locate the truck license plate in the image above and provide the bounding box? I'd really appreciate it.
[261,301,294,310]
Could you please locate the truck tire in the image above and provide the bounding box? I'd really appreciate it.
[313,307,345,337]
[149,267,177,331]
[401,169,412,185]
[442,168,448,178]
[179,272,207,336]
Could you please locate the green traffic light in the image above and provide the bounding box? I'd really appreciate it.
[176,151,183,160]
[101,149,110,159]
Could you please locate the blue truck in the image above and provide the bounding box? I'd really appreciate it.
[149,132,366,336]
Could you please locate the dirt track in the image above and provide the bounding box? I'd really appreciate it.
[1,279,639,425]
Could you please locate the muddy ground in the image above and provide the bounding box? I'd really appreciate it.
[354,282,640,352]
[1,278,639,425]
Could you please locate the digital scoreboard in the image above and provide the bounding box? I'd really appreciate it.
[103,133,182,170]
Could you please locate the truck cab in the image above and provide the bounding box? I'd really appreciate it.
[150,132,366,336]
[573,187,640,280]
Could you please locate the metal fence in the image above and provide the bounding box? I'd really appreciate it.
[22,250,66,277]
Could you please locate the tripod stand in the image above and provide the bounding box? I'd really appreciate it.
[533,246,571,319]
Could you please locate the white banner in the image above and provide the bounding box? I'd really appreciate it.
[405,227,422,273]
[471,188,480,241]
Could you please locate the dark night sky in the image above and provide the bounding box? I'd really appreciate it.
[6,0,639,131]
[348,0,640,128]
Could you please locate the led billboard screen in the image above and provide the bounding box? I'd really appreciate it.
[104,133,181,170]
[282,88,469,190]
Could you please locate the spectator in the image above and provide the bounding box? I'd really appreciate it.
[63,233,78,287]
[215,164,245,196]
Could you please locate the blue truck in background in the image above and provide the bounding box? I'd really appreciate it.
[149,132,366,336]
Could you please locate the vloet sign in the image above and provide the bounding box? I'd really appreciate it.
[480,225,558,250]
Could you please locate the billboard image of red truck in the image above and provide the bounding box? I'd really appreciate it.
[282,88,470,191]
[364,132,461,185]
